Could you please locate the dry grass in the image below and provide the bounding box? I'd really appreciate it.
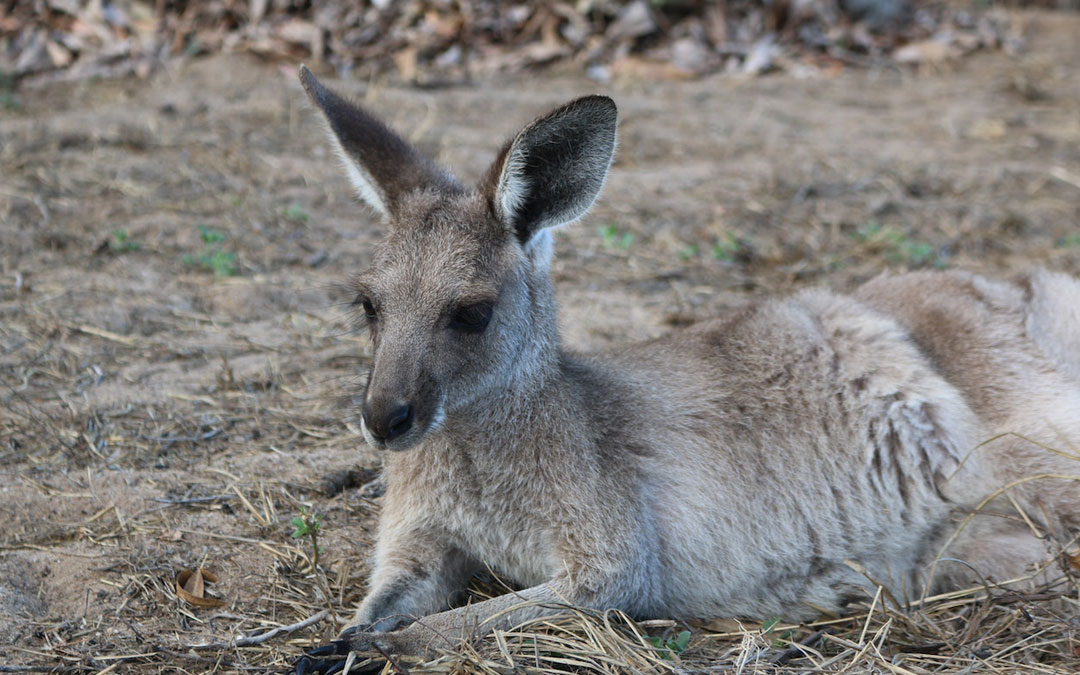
[7,507,1079,675]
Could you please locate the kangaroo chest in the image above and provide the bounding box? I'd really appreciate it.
[391,443,564,587]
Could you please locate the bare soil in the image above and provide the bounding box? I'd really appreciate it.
[2,9,1079,673]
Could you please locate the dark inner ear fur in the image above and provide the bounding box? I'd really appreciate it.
[299,66,460,214]
[482,96,617,246]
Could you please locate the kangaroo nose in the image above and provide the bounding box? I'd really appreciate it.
[364,400,414,442]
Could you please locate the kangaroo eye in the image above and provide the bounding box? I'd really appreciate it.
[449,302,493,334]
[354,295,378,321]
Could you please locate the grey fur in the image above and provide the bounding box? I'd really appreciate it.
[299,67,1080,658]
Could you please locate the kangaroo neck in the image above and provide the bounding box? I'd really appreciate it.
[440,241,593,455]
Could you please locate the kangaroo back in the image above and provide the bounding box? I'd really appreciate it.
[1024,268,1080,383]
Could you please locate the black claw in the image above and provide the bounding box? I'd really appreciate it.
[293,655,384,675]
[294,658,338,675]
[312,641,351,657]
[293,641,353,675]
[318,659,347,675]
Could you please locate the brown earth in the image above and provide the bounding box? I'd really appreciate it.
[1,9,1079,673]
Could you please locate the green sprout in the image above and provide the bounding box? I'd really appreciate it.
[197,224,226,245]
[0,69,17,110]
[283,203,310,223]
[1058,234,1080,249]
[109,228,140,253]
[712,232,740,262]
[646,629,690,660]
[182,225,237,277]
[679,244,699,261]
[599,223,635,249]
[853,222,938,267]
[290,506,324,571]
[760,616,796,648]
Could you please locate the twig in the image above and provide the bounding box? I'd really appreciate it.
[1050,166,1080,191]
[767,629,825,666]
[153,494,234,504]
[69,324,136,346]
[184,609,330,650]
[374,642,411,675]
[154,648,267,670]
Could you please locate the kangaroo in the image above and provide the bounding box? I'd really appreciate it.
[294,66,1080,672]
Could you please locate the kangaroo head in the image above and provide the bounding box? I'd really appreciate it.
[300,67,617,451]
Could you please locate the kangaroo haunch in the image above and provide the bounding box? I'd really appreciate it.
[294,65,1080,671]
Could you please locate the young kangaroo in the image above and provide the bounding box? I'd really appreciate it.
[295,66,1080,671]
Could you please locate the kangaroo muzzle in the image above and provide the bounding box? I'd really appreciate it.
[362,398,414,443]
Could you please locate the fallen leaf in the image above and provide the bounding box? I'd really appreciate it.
[606,0,657,42]
[47,40,74,67]
[394,46,418,81]
[742,37,779,75]
[967,117,1007,140]
[424,10,463,40]
[670,37,712,74]
[893,40,962,64]
[611,56,693,82]
[249,0,269,24]
[1066,548,1080,570]
[176,568,226,608]
[276,18,319,47]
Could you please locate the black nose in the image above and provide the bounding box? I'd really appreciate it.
[364,400,413,442]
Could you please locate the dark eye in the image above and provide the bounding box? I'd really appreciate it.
[449,302,493,334]
[354,295,378,322]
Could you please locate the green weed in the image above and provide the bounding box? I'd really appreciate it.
[108,228,140,253]
[290,506,324,570]
[197,224,226,245]
[646,629,690,660]
[182,224,237,277]
[712,232,740,262]
[760,617,795,648]
[283,203,310,223]
[0,69,17,110]
[853,222,939,267]
[599,223,634,249]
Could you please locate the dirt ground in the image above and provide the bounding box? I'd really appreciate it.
[2,9,1080,673]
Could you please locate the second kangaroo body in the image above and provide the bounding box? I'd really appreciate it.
[295,67,1080,668]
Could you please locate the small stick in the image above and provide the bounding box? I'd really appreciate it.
[153,495,234,504]
[374,642,411,675]
[185,609,330,650]
[71,324,136,346]
[767,630,825,666]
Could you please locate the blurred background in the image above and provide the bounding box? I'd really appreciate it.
[2,1,1080,673]
[1,0,1063,83]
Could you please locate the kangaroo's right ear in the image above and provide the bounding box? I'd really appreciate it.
[482,96,617,247]
[299,66,458,220]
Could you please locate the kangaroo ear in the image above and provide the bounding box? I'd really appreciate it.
[482,96,617,246]
[299,66,458,220]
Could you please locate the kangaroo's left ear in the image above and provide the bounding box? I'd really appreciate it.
[480,96,617,247]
